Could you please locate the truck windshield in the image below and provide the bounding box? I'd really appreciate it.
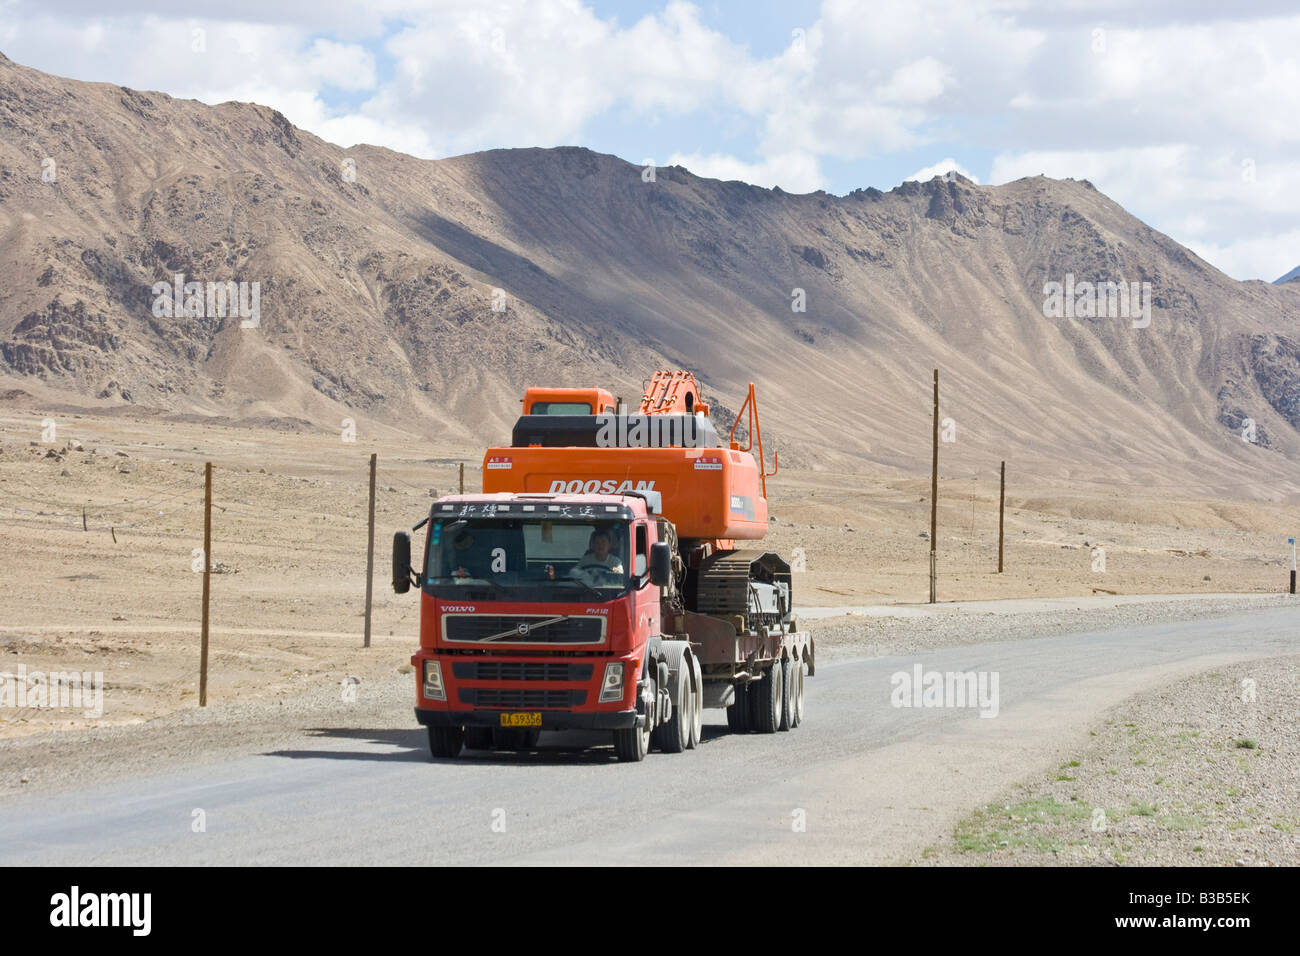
[423,518,631,601]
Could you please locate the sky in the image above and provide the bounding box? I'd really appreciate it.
[1,0,1296,281]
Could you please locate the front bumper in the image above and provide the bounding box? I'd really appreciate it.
[415,706,643,731]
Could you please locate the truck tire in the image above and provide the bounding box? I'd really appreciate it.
[427,726,465,759]
[613,719,650,762]
[686,655,703,749]
[778,657,794,731]
[754,661,783,734]
[465,726,494,750]
[791,658,805,728]
[651,664,690,753]
[726,681,749,733]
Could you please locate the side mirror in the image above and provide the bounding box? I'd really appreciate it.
[393,531,412,594]
[649,541,671,587]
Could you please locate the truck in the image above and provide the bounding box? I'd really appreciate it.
[391,370,814,762]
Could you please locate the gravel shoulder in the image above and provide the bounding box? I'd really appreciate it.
[919,654,1300,866]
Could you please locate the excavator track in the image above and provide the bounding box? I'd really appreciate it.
[693,549,792,628]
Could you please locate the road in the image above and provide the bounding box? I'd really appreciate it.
[1,605,1296,865]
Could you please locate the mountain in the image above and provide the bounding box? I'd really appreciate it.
[2,51,1299,496]
[1275,266,1300,285]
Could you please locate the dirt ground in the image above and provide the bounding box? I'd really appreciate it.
[1,406,1295,739]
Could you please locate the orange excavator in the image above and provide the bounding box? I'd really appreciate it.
[392,370,812,761]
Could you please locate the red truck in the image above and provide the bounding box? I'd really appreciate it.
[392,371,813,761]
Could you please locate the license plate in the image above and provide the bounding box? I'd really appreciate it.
[499,712,542,728]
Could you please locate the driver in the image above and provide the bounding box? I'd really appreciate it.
[580,529,625,574]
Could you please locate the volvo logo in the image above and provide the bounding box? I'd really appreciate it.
[516,623,531,636]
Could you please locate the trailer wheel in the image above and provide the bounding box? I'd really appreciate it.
[651,664,690,753]
[778,657,794,732]
[791,658,805,728]
[686,656,703,749]
[726,681,749,733]
[464,726,494,750]
[427,726,465,759]
[754,662,783,734]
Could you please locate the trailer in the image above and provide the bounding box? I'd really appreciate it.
[392,370,813,761]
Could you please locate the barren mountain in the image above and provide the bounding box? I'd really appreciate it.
[2,52,1299,497]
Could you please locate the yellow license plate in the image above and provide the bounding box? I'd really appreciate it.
[499,712,542,728]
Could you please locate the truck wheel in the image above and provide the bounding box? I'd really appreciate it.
[726,681,749,733]
[755,662,783,734]
[465,726,494,750]
[651,665,690,753]
[427,726,464,759]
[686,656,703,749]
[791,659,805,728]
[613,719,650,762]
[778,657,794,731]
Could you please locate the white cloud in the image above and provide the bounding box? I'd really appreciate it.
[665,151,826,192]
[904,158,980,184]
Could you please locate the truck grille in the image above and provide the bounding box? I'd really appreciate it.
[458,688,587,709]
[443,614,605,644]
[452,662,593,682]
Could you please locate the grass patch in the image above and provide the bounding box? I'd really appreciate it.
[954,797,1091,854]
[1234,738,1258,750]
[1131,802,1158,817]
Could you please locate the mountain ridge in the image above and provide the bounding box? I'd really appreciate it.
[2,52,1299,496]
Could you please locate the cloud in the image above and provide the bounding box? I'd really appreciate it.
[904,158,980,184]
[665,151,826,192]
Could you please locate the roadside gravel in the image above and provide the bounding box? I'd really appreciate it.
[920,655,1300,866]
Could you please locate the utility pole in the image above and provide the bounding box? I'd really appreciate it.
[930,369,938,604]
[1290,537,1296,595]
[364,453,376,649]
[200,462,212,707]
[998,461,1006,573]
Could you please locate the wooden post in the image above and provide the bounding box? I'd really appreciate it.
[1290,537,1296,595]
[929,369,938,604]
[365,453,377,649]
[82,506,87,532]
[200,461,212,707]
[998,461,1006,573]
[459,461,465,494]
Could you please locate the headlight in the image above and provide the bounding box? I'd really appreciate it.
[422,659,446,701]
[599,662,625,703]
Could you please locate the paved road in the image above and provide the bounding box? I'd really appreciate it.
[1,606,1296,865]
